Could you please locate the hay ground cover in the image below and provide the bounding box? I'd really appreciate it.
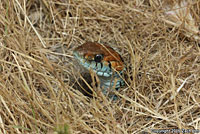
[0,0,200,133]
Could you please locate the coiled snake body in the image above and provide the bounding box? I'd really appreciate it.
[73,42,125,98]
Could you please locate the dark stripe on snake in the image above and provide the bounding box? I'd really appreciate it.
[100,63,103,69]
[108,61,111,69]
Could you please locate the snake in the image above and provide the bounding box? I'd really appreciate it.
[73,42,125,98]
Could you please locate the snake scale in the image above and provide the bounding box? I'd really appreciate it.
[73,42,125,99]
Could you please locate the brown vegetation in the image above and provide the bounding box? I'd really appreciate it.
[0,0,199,133]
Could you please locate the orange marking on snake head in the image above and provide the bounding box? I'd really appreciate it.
[110,61,124,71]
[84,53,94,60]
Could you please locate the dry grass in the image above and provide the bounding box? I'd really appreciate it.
[0,0,200,134]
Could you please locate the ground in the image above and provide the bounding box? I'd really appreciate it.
[0,0,200,134]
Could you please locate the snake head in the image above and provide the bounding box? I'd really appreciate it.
[73,42,125,77]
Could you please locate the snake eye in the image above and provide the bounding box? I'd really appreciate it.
[94,54,103,62]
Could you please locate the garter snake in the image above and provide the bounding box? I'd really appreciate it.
[73,42,125,98]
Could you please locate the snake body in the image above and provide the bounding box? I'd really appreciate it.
[73,42,125,98]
